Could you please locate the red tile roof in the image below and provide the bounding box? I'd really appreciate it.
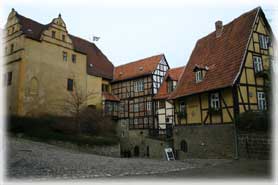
[102,92,120,102]
[113,54,165,82]
[170,7,260,99]
[153,66,185,100]
[15,12,114,80]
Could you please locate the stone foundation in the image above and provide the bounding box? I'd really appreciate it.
[238,132,271,159]
[173,124,235,159]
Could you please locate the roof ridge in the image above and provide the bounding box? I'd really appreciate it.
[195,7,260,44]
[115,53,164,68]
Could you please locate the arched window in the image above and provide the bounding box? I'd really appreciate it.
[180,140,188,152]
[30,77,38,95]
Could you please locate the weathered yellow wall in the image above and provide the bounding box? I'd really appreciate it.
[175,88,234,125]
[238,13,272,113]
[4,10,105,116]
[186,95,201,124]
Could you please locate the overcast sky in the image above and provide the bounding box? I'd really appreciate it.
[1,0,277,68]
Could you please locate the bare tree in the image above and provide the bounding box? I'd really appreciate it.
[63,81,97,134]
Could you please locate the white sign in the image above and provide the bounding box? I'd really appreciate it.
[164,148,175,161]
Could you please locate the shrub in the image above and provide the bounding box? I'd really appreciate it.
[79,108,117,136]
[236,111,271,132]
[6,114,119,146]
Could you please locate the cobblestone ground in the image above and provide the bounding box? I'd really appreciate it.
[5,137,231,180]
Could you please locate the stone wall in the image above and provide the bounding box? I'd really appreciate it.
[238,132,271,159]
[49,141,121,157]
[173,124,235,159]
[117,119,170,159]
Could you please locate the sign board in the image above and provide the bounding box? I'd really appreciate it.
[164,148,175,161]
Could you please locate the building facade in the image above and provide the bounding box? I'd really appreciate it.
[169,7,274,159]
[111,54,170,157]
[3,9,114,116]
[153,66,184,137]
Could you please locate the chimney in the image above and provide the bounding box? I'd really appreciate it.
[215,20,223,38]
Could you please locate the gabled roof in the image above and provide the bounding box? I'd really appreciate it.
[102,92,120,102]
[170,7,260,99]
[153,66,185,100]
[113,54,165,82]
[14,12,114,80]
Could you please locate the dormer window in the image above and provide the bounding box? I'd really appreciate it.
[195,70,203,82]
[194,65,208,83]
[167,80,175,93]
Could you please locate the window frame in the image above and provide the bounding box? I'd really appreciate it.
[63,51,67,61]
[159,100,165,109]
[210,92,220,110]
[167,80,173,93]
[253,56,263,73]
[67,78,73,91]
[71,54,76,63]
[195,70,203,82]
[179,101,185,113]
[134,79,144,92]
[257,91,267,111]
[7,72,12,86]
[258,34,268,49]
[51,31,56,38]
[10,44,14,53]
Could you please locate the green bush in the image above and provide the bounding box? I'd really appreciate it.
[236,111,271,132]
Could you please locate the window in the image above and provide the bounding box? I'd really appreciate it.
[72,54,76,63]
[51,31,56,38]
[102,84,109,92]
[63,51,67,61]
[134,80,144,92]
[62,34,65,41]
[159,100,165,109]
[210,92,220,109]
[12,26,15,33]
[4,72,12,86]
[196,70,203,82]
[119,102,125,113]
[7,72,12,86]
[167,80,173,93]
[253,56,263,73]
[10,44,14,53]
[257,91,267,110]
[180,140,188,152]
[67,79,73,91]
[146,102,152,112]
[134,104,139,112]
[259,34,268,49]
[179,101,185,113]
[113,103,118,112]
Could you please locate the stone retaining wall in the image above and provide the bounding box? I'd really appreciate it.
[173,124,235,159]
[238,132,271,159]
[48,140,121,157]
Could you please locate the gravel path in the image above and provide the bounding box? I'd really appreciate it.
[6,137,231,180]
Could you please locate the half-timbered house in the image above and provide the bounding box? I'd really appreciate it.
[169,7,274,159]
[153,66,184,137]
[111,54,170,157]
